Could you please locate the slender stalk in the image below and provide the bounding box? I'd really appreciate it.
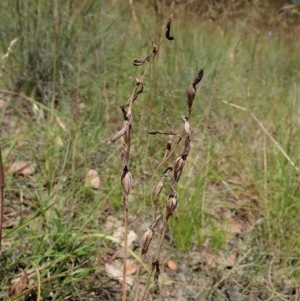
[0,148,4,250]
[122,208,129,301]
[140,267,154,301]
[133,255,144,301]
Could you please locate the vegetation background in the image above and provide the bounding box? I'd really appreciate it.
[0,0,300,300]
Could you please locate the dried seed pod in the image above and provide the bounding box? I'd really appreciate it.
[181,136,191,159]
[121,166,132,195]
[141,228,153,255]
[187,84,196,111]
[166,194,178,219]
[173,156,185,182]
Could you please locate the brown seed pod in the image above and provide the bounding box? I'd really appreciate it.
[173,156,185,182]
[121,166,132,195]
[166,194,178,219]
[187,84,196,111]
[141,228,153,255]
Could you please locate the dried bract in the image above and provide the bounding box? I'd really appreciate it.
[166,14,174,41]
[193,69,204,87]
[154,180,164,201]
[181,116,190,135]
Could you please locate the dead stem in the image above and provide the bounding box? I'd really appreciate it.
[0,148,4,250]
[122,208,129,301]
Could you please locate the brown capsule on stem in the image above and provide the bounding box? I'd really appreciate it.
[121,166,132,195]
[173,156,185,182]
[187,84,196,110]
[141,228,153,255]
[166,194,178,218]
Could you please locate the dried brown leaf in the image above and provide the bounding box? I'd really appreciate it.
[9,270,29,297]
[8,161,36,176]
[105,263,133,286]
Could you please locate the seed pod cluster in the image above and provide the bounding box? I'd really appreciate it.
[110,79,144,211]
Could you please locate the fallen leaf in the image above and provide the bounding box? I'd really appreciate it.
[226,217,245,234]
[104,216,122,230]
[3,206,19,228]
[126,260,137,275]
[166,259,177,271]
[9,270,29,297]
[105,263,133,287]
[198,247,238,270]
[8,161,36,176]
[85,169,101,189]
[121,230,137,247]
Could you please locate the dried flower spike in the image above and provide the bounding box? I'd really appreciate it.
[141,229,154,255]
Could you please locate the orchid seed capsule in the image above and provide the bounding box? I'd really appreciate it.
[141,229,153,255]
[166,194,178,218]
[121,166,132,195]
[173,156,185,182]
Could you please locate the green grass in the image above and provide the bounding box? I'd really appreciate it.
[1,0,300,300]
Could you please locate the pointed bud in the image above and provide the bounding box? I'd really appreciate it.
[141,229,153,255]
[166,194,178,219]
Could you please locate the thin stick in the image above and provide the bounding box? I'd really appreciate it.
[223,100,299,172]
[0,148,4,250]
[122,208,129,301]
[140,266,154,301]
[133,255,144,301]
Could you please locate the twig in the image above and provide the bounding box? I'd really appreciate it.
[0,148,4,250]
[223,100,299,172]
